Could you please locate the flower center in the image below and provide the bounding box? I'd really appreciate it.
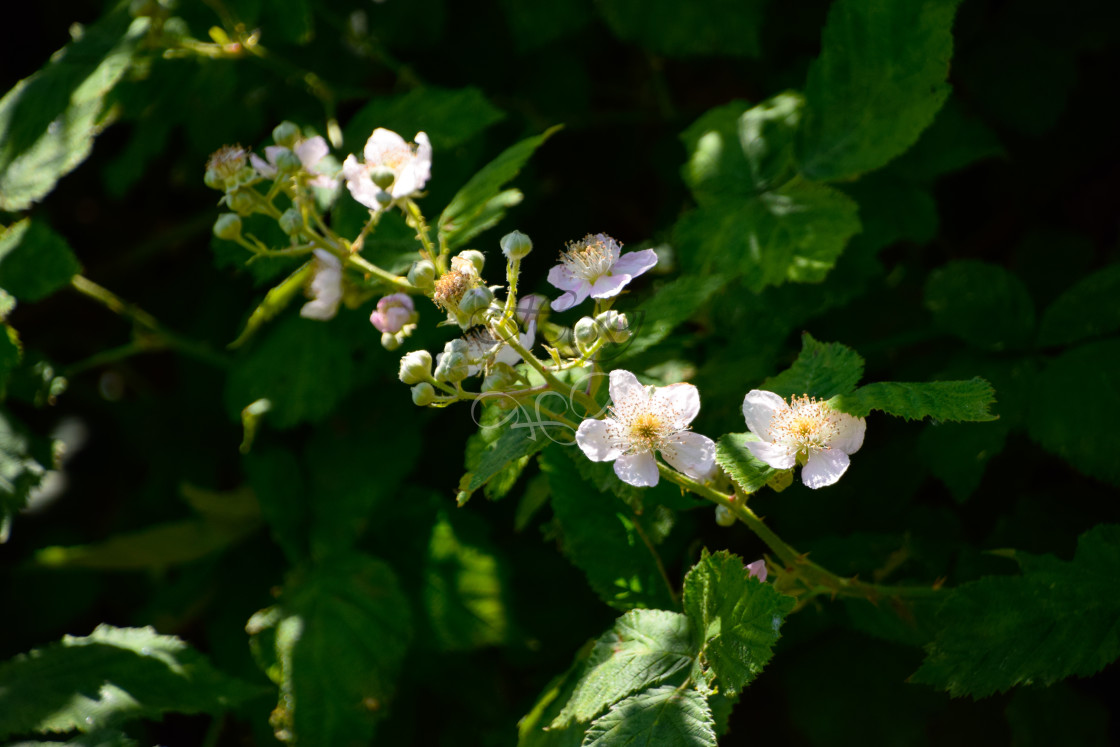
[607,392,683,454]
[770,395,840,452]
[561,234,616,282]
[207,145,248,179]
[433,270,472,311]
[380,144,415,171]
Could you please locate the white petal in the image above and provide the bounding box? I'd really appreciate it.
[612,248,658,277]
[653,382,701,429]
[589,273,632,299]
[364,127,407,162]
[295,136,329,167]
[608,369,646,407]
[742,390,789,440]
[801,448,851,489]
[831,413,866,455]
[547,263,583,292]
[659,431,715,480]
[744,440,796,470]
[250,153,276,177]
[746,560,768,582]
[340,154,365,181]
[614,451,659,487]
[577,419,622,462]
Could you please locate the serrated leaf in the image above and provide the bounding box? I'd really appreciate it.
[714,433,779,494]
[682,550,795,695]
[582,685,717,747]
[739,91,804,192]
[0,220,82,302]
[797,0,963,182]
[680,101,754,205]
[0,625,262,738]
[890,97,1004,182]
[1028,339,1120,486]
[1036,264,1120,348]
[519,644,595,747]
[439,126,560,249]
[762,331,864,399]
[619,275,727,360]
[597,0,768,58]
[925,260,1035,351]
[917,421,1008,502]
[830,378,997,422]
[913,524,1120,698]
[343,86,505,154]
[247,552,412,744]
[553,609,694,727]
[540,448,675,611]
[461,409,556,504]
[0,11,148,210]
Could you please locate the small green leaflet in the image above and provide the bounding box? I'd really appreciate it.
[0,407,57,543]
[1036,264,1120,348]
[582,685,717,747]
[830,378,997,422]
[739,91,805,192]
[762,331,864,399]
[0,220,82,303]
[714,433,779,494]
[913,524,1120,698]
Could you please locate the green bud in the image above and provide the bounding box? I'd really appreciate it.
[595,310,632,344]
[408,260,436,289]
[434,351,469,383]
[398,350,433,385]
[272,121,301,148]
[715,505,736,527]
[573,316,599,354]
[161,16,189,38]
[274,148,302,174]
[457,249,486,274]
[500,230,533,260]
[459,286,494,315]
[204,168,224,191]
[225,189,256,216]
[370,166,396,190]
[381,332,402,351]
[129,0,157,17]
[411,382,436,406]
[279,208,303,236]
[212,213,242,240]
[375,190,393,207]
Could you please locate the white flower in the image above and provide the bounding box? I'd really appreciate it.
[250,136,334,188]
[740,390,866,489]
[300,250,343,320]
[547,234,658,312]
[576,370,715,488]
[341,128,432,211]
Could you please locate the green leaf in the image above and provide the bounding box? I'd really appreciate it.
[797,0,963,181]
[0,406,56,542]
[0,11,148,211]
[714,434,779,494]
[438,126,561,249]
[762,332,864,399]
[830,378,997,423]
[460,405,557,504]
[925,260,1036,351]
[0,321,21,399]
[913,524,1120,698]
[6,731,137,747]
[619,275,727,360]
[499,0,593,52]
[227,260,316,349]
[680,101,753,205]
[243,445,309,564]
[247,552,412,744]
[343,86,505,153]
[917,421,1008,503]
[889,97,1004,182]
[582,685,717,747]
[682,550,795,695]
[739,91,805,192]
[0,625,262,738]
[596,0,769,58]
[0,220,82,302]
[424,512,509,651]
[1036,264,1120,347]
[519,644,594,747]
[1028,339,1120,485]
[675,180,861,291]
[553,609,694,727]
[540,448,675,611]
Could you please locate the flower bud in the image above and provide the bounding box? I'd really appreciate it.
[161,16,189,38]
[279,208,303,235]
[411,382,436,406]
[274,148,302,174]
[746,559,768,582]
[500,230,532,261]
[375,190,393,207]
[434,351,469,383]
[212,213,242,240]
[371,293,416,334]
[272,121,301,148]
[369,166,396,190]
[381,331,402,351]
[459,286,494,316]
[408,260,436,289]
[204,168,224,191]
[573,316,599,354]
[482,363,518,393]
[225,189,256,216]
[457,249,485,274]
[595,310,632,344]
[715,505,736,527]
[399,350,433,385]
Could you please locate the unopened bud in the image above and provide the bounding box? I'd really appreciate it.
[596,310,632,343]
[225,189,256,216]
[500,230,532,261]
[212,213,242,240]
[459,286,494,315]
[715,505,736,527]
[408,260,436,289]
[369,166,396,190]
[204,168,224,191]
[381,332,402,351]
[272,121,301,148]
[279,208,303,235]
[398,350,433,385]
[457,249,485,274]
[434,351,469,383]
[574,316,599,354]
[411,382,436,406]
[274,149,302,174]
[375,190,393,207]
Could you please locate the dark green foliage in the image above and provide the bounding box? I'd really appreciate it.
[925,261,1036,351]
[0,220,82,302]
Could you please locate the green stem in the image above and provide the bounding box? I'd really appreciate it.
[346,254,417,293]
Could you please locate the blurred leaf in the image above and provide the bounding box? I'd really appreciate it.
[762,332,865,399]
[596,0,769,58]
[0,322,21,399]
[499,0,593,51]
[913,524,1120,698]
[247,552,411,744]
[461,409,555,505]
[552,609,694,727]
[0,625,262,739]
[0,220,82,302]
[840,174,938,249]
[424,512,509,650]
[1005,682,1111,747]
[680,101,753,205]
[797,0,963,181]
[263,0,314,44]
[583,685,716,747]
[0,11,148,211]
[343,86,504,153]
[6,732,136,747]
[439,126,560,249]
[715,434,779,494]
[619,275,727,360]
[890,97,1004,182]
[682,549,795,695]
[226,258,314,349]
[1036,264,1120,347]
[518,645,594,747]
[918,421,1008,502]
[739,92,805,192]
[1028,339,1120,485]
[244,446,310,564]
[925,261,1036,351]
[0,407,56,542]
[830,378,997,422]
[540,448,675,611]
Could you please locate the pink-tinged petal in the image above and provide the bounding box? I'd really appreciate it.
[364,128,407,162]
[608,369,647,407]
[295,136,329,167]
[746,559,768,582]
[592,233,621,263]
[309,174,338,190]
[340,154,364,181]
[742,390,789,440]
[744,439,796,470]
[831,413,866,455]
[250,153,276,177]
[577,419,623,462]
[614,451,659,487]
[263,145,287,165]
[300,299,336,320]
[659,431,715,480]
[589,273,632,299]
[801,448,850,489]
[551,289,588,312]
[547,264,582,292]
[652,382,701,428]
[612,248,658,277]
